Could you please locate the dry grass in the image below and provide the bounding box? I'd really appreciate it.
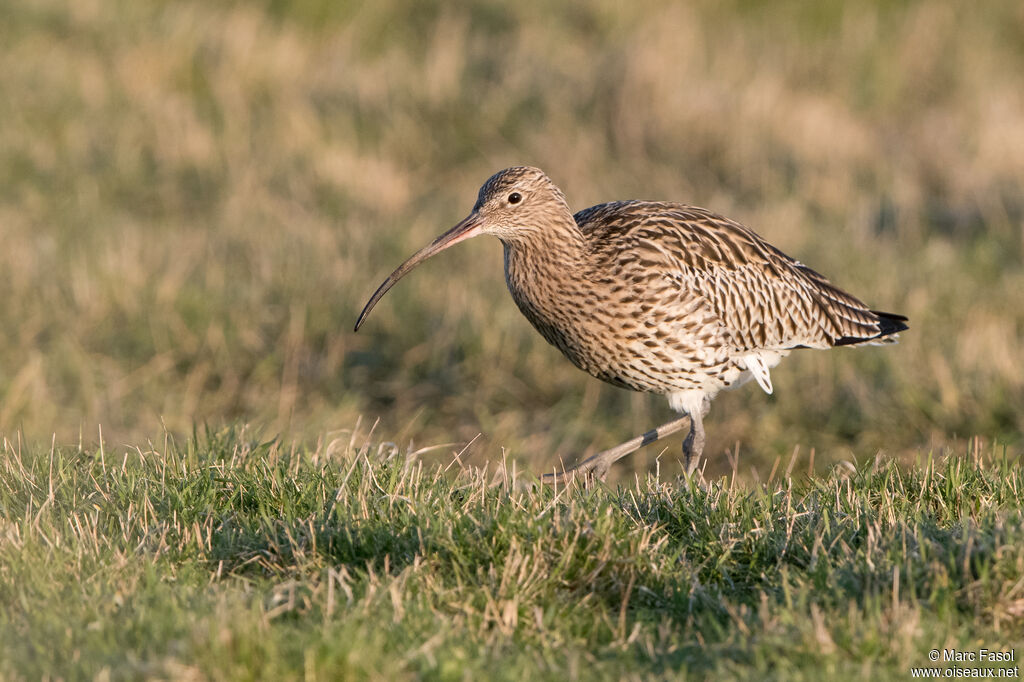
[1,0,1022,479]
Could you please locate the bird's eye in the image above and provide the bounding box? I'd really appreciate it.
[507,192,522,204]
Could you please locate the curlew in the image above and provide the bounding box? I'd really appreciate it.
[355,167,908,482]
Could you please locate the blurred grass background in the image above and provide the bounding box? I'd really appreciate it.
[1,0,1022,479]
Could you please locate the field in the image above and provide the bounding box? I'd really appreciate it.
[1,0,1023,678]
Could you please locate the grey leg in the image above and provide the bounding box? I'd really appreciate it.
[682,398,710,476]
[541,415,692,485]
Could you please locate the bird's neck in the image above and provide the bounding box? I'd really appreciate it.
[502,216,585,284]
[501,216,588,345]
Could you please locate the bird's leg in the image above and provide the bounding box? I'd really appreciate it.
[541,415,692,485]
[682,397,711,477]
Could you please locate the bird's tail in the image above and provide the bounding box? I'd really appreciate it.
[834,310,908,346]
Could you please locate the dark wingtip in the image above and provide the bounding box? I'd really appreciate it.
[872,310,909,336]
[833,310,909,346]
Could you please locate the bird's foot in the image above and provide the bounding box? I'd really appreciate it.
[539,415,692,486]
[541,458,610,487]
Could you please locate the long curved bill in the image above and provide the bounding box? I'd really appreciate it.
[354,212,485,331]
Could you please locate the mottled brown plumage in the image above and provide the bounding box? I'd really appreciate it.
[355,166,908,481]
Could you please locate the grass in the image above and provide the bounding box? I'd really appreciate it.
[0,0,1022,478]
[2,0,1024,677]
[1,425,1022,679]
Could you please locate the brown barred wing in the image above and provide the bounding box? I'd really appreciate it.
[577,202,907,352]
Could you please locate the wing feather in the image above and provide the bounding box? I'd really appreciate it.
[577,201,906,352]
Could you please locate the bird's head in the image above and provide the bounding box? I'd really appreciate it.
[354,166,573,331]
[468,166,572,241]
